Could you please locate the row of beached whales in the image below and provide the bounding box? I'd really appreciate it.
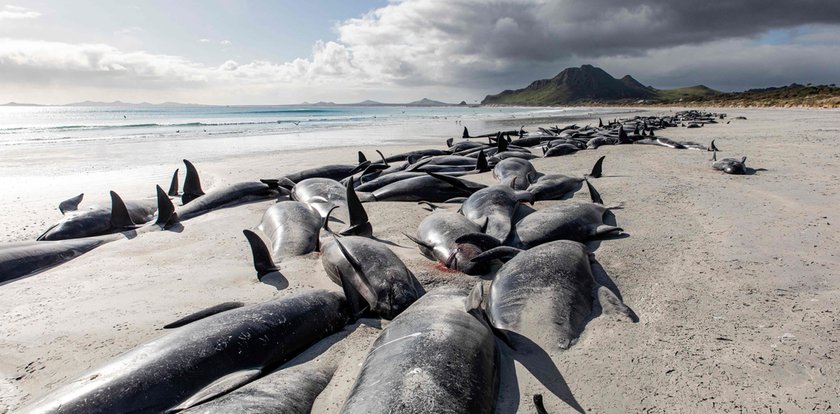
[16,111,736,413]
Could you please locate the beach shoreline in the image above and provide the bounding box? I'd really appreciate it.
[1,107,838,413]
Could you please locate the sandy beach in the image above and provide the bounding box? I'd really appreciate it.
[1,107,838,413]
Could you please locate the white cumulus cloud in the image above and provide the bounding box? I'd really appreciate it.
[0,4,40,20]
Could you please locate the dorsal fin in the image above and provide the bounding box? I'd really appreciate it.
[58,193,84,214]
[497,132,508,152]
[589,155,605,178]
[649,129,655,137]
[462,126,470,138]
[109,191,135,229]
[358,151,367,164]
[446,138,454,147]
[182,159,205,205]
[167,169,179,196]
[163,302,245,329]
[348,160,371,176]
[475,150,488,172]
[618,127,629,143]
[598,118,603,128]
[154,185,176,226]
[341,180,372,237]
[584,178,603,204]
[333,237,379,315]
[242,230,279,279]
[375,150,389,167]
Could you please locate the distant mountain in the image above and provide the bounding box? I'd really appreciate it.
[1,102,45,107]
[346,100,386,106]
[344,98,455,107]
[63,101,199,107]
[482,65,658,105]
[405,98,450,107]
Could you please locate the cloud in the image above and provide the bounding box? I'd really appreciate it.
[0,4,40,20]
[327,0,840,89]
[1,0,839,103]
[114,27,144,36]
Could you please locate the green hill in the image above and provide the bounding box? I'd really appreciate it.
[482,65,657,105]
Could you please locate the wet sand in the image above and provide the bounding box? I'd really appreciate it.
[1,108,838,413]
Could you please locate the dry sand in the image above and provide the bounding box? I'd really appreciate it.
[1,108,838,413]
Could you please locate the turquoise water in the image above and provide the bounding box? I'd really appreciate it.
[0,105,618,147]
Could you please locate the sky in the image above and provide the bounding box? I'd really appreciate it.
[1,0,839,105]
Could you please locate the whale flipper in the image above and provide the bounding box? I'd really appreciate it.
[170,369,263,412]
[333,237,378,317]
[163,302,245,329]
[58,193,84,214]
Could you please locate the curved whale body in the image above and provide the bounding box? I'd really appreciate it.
[407,211,499,275]
[484,241,633,350]
[20,289,350,414]
[340,288,498,414]
[256,201,322,260]
[177,181,277,221]
[0,239,105,284]
[37,195,156,241]
[321,236,423,319]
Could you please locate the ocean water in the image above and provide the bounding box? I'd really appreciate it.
[0,104,619,147]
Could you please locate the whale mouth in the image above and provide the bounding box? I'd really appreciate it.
[444,248,461,269]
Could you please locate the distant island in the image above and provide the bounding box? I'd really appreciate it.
[482,64,840,108]
[2,98,468,108]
